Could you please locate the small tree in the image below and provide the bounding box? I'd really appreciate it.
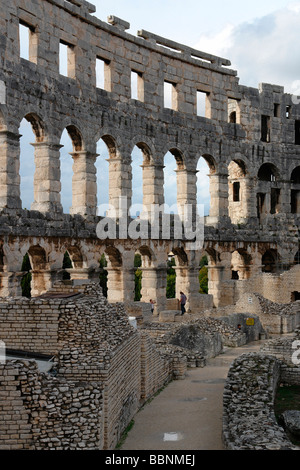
[166,257,176,299]
[134,253,142,301]
[199,255,208,294]
[21,253,32,298]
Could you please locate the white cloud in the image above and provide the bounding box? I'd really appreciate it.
[194,4,300,93]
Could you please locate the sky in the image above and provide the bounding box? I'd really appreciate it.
[19,0,300,214]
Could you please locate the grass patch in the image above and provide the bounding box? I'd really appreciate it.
[274,384,300,446]
[115,420,135,449]
[274,384,300,418]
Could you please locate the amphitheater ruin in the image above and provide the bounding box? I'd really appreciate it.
[0,0,300,451]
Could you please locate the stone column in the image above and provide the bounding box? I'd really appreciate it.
[30,142,63,213]
[207,265,225,307]
[140,266,167,314]
[175,266,200,313]
[107,157,132,218]
[106,266,135,303]
[30,269,53,297]
[242,176,257,219]
[0,271,24,297]
[207,172,230,225]
[0,130,21,209]
[175,169,198,221]
[70,151,97,216]
[142,162,164,217]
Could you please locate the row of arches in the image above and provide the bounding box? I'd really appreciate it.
[13,243,300,302]
[15,114,300,221]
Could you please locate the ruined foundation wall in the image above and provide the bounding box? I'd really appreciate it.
[0,360,103,450]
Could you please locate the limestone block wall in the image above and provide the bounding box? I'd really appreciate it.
[0,297,60,355]
[222,353,296,450]
[140,331,174,402]
[0,360,103,450]
[233,265,300,305]
[0,283,181,449]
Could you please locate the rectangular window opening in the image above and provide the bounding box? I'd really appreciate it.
[96,57,111,91]
[228,98,240,123]
[19,21,36,63]
[59,41,75,78]
[261,115,271,143]
[286,106,292,119]
[271,188,280,214]
[274,103,280,118]
[197,91,207,117]
[233,182,240,202]
[164,81,177,110]
[131,70,144,101]
[291,190,300,214]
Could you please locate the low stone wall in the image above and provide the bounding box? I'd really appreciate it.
[207,293,300,335]
[142,316,247,368]
[223,331,300,451]
[0,361,103,450]
[0,282,181,450]
[222,352,297,450]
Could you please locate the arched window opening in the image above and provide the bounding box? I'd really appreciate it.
[231,250,252,280]
[262,249,279,274]
[62,251,72,280]
[99,253,108,298]
[166,252,176,299]
[19,117,38,210]
[258,163,277,182]
[134,252,142,301]
[163,150,184,214]
[291,167,300,184]
[199,255,208,294]
[197,156,215,217]
[60,125,83,214]
[291,167,300,214]
[130,146,144,218]
[21,253,32,298]
[95,138,110,216]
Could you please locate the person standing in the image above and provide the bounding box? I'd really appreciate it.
[179,291,187,315]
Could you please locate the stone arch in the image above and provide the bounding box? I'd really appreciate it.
[65,245,84,269]
[59,124,85,213]
[137,245,154,268]
[196,154,216,217]
[258,163,279,182]
[262,249,280,273]
[19,112,47,210]
[24,112,46,143]
[290,166,300,214]
[231,248,252,280]
[257,163,282,219]
[172,246,188,266]
[105,246,122,268]
[163,148,186,214]
[291,166,300,184]
[27,245,47,270]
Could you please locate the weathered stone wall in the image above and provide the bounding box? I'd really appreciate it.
[0,360,103,450]
[222,353,297,450]
[0,283,180,449]
[223,332,300,450]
